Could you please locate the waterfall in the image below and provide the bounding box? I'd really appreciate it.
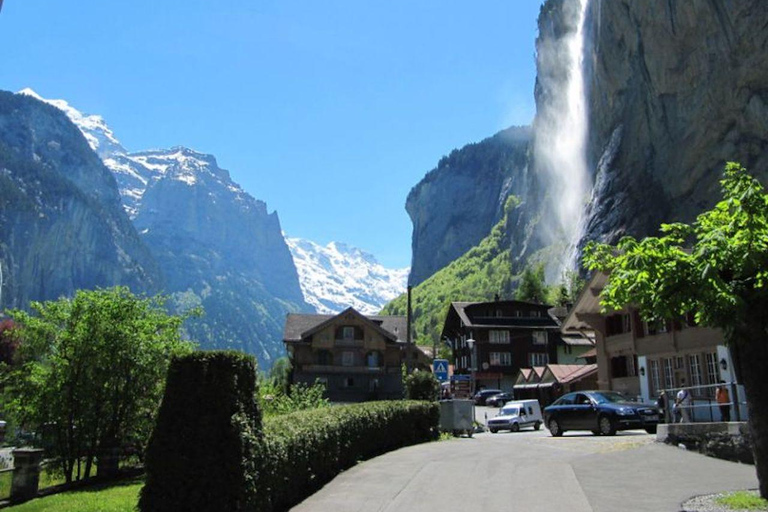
[533,0,591,274]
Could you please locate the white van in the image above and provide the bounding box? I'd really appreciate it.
[487,399,543,433]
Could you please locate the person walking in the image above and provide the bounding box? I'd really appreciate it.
[716,381,731,422]
[675,380,692,423]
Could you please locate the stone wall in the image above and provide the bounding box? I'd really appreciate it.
[657,422,753,465]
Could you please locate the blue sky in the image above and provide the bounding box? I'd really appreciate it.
[0,1,542,268]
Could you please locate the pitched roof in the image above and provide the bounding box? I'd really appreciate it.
[532,366,546,379]
[543,364,598,384]
[283,308,408,343]
[561,335,595,347]
[578,348,597,359]
[447,300,559,329]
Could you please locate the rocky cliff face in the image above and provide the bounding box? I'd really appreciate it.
[579,0,768,246]
[404,0,768,299]
[406,126,531,285]
[0,91,160,309]
[9,90,311,368]
[132,147,309,365]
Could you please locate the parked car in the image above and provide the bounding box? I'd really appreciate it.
[472,388,503,405]
[543,390,660,437]
[488,400,543,433]
[485,392,514,407]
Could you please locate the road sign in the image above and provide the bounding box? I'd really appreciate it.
[451,374,471,382]
[433,359,449,382]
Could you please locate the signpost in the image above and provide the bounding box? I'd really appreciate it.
[433,359,449,382]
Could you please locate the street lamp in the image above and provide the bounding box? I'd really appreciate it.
[466,338,476,397]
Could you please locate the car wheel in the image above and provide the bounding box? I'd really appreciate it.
[534,421,541,431]
[598,415,617,436]
[490,428,498,434]
[645,426,657,434]
[548,418,563,437]
[511,422,520,433]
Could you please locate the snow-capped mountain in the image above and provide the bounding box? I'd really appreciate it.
[17,88,310,368]
[19,88,125,158]
[287,238,409,315]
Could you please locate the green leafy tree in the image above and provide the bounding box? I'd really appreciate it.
[404,370,440,401]
[3,287,193,482]
[515,263,547,303]
[583,163,768,498]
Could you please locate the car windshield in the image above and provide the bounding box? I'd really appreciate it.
[500,407,519,416]
[591,391,632,404]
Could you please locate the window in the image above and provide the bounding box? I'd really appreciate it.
[675,356,685,370]
[342,326,355,340]
[489,330,510,344]
[531,310,541,318]
[317,350,333,366]
[344,377,355,388]
[689,354,703,394]
[532,331,547,345]
[663,358,675,388]
[622,314,631,333]
[514,310,523,318]
[626,355,636,377]
[366,351,381,368]
[529,353,548,366]
[342,351,354,367]
[650,359,661,395]
[490,352,512,366]
[705,352,720,386]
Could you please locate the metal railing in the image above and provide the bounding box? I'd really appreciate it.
[660,381,746,424]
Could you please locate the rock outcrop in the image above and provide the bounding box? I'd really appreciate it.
[128,147,311,366]
[0,91,160,309]
[406,126,531,285]
[580,0,768,246]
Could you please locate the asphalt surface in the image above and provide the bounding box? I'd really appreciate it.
[291,406,758,512]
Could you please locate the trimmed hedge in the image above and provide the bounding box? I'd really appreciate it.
[139,351,262,512]
[139,351,439,512]
[257,401,439,511]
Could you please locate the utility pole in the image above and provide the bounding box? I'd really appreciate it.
[406,285,413,374]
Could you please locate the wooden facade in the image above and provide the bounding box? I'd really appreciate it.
[284,307,416,402]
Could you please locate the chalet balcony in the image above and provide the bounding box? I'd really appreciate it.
[334,339,364,347]
[299,364,400,375]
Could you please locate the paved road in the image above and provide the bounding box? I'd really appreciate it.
[291,408,758,512]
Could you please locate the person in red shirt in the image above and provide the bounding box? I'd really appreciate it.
[716,381,731,422]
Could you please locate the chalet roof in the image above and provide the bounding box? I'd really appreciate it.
[544,364,598,384]
[561,335,595,347]
[519,368,532,381]
[561,272,611,333]
[283,308,408,343]
[447,300,559,330]
[532,366,546,379]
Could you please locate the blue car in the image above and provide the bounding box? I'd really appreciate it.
[544,390,660,437]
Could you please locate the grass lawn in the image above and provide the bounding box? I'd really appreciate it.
[6,477,142,512]
[716,491,768,511]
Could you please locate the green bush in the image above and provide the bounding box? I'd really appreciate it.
[138,351,262,512]
[404,370,440,401]
[257,401,439,511]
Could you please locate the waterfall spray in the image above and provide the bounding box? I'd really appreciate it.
[533,0,590,273]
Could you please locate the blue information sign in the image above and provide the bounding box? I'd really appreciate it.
[432,359,449,382]
[451,374,471,382]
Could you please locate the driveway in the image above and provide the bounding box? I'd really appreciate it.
[291,422,757,512]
